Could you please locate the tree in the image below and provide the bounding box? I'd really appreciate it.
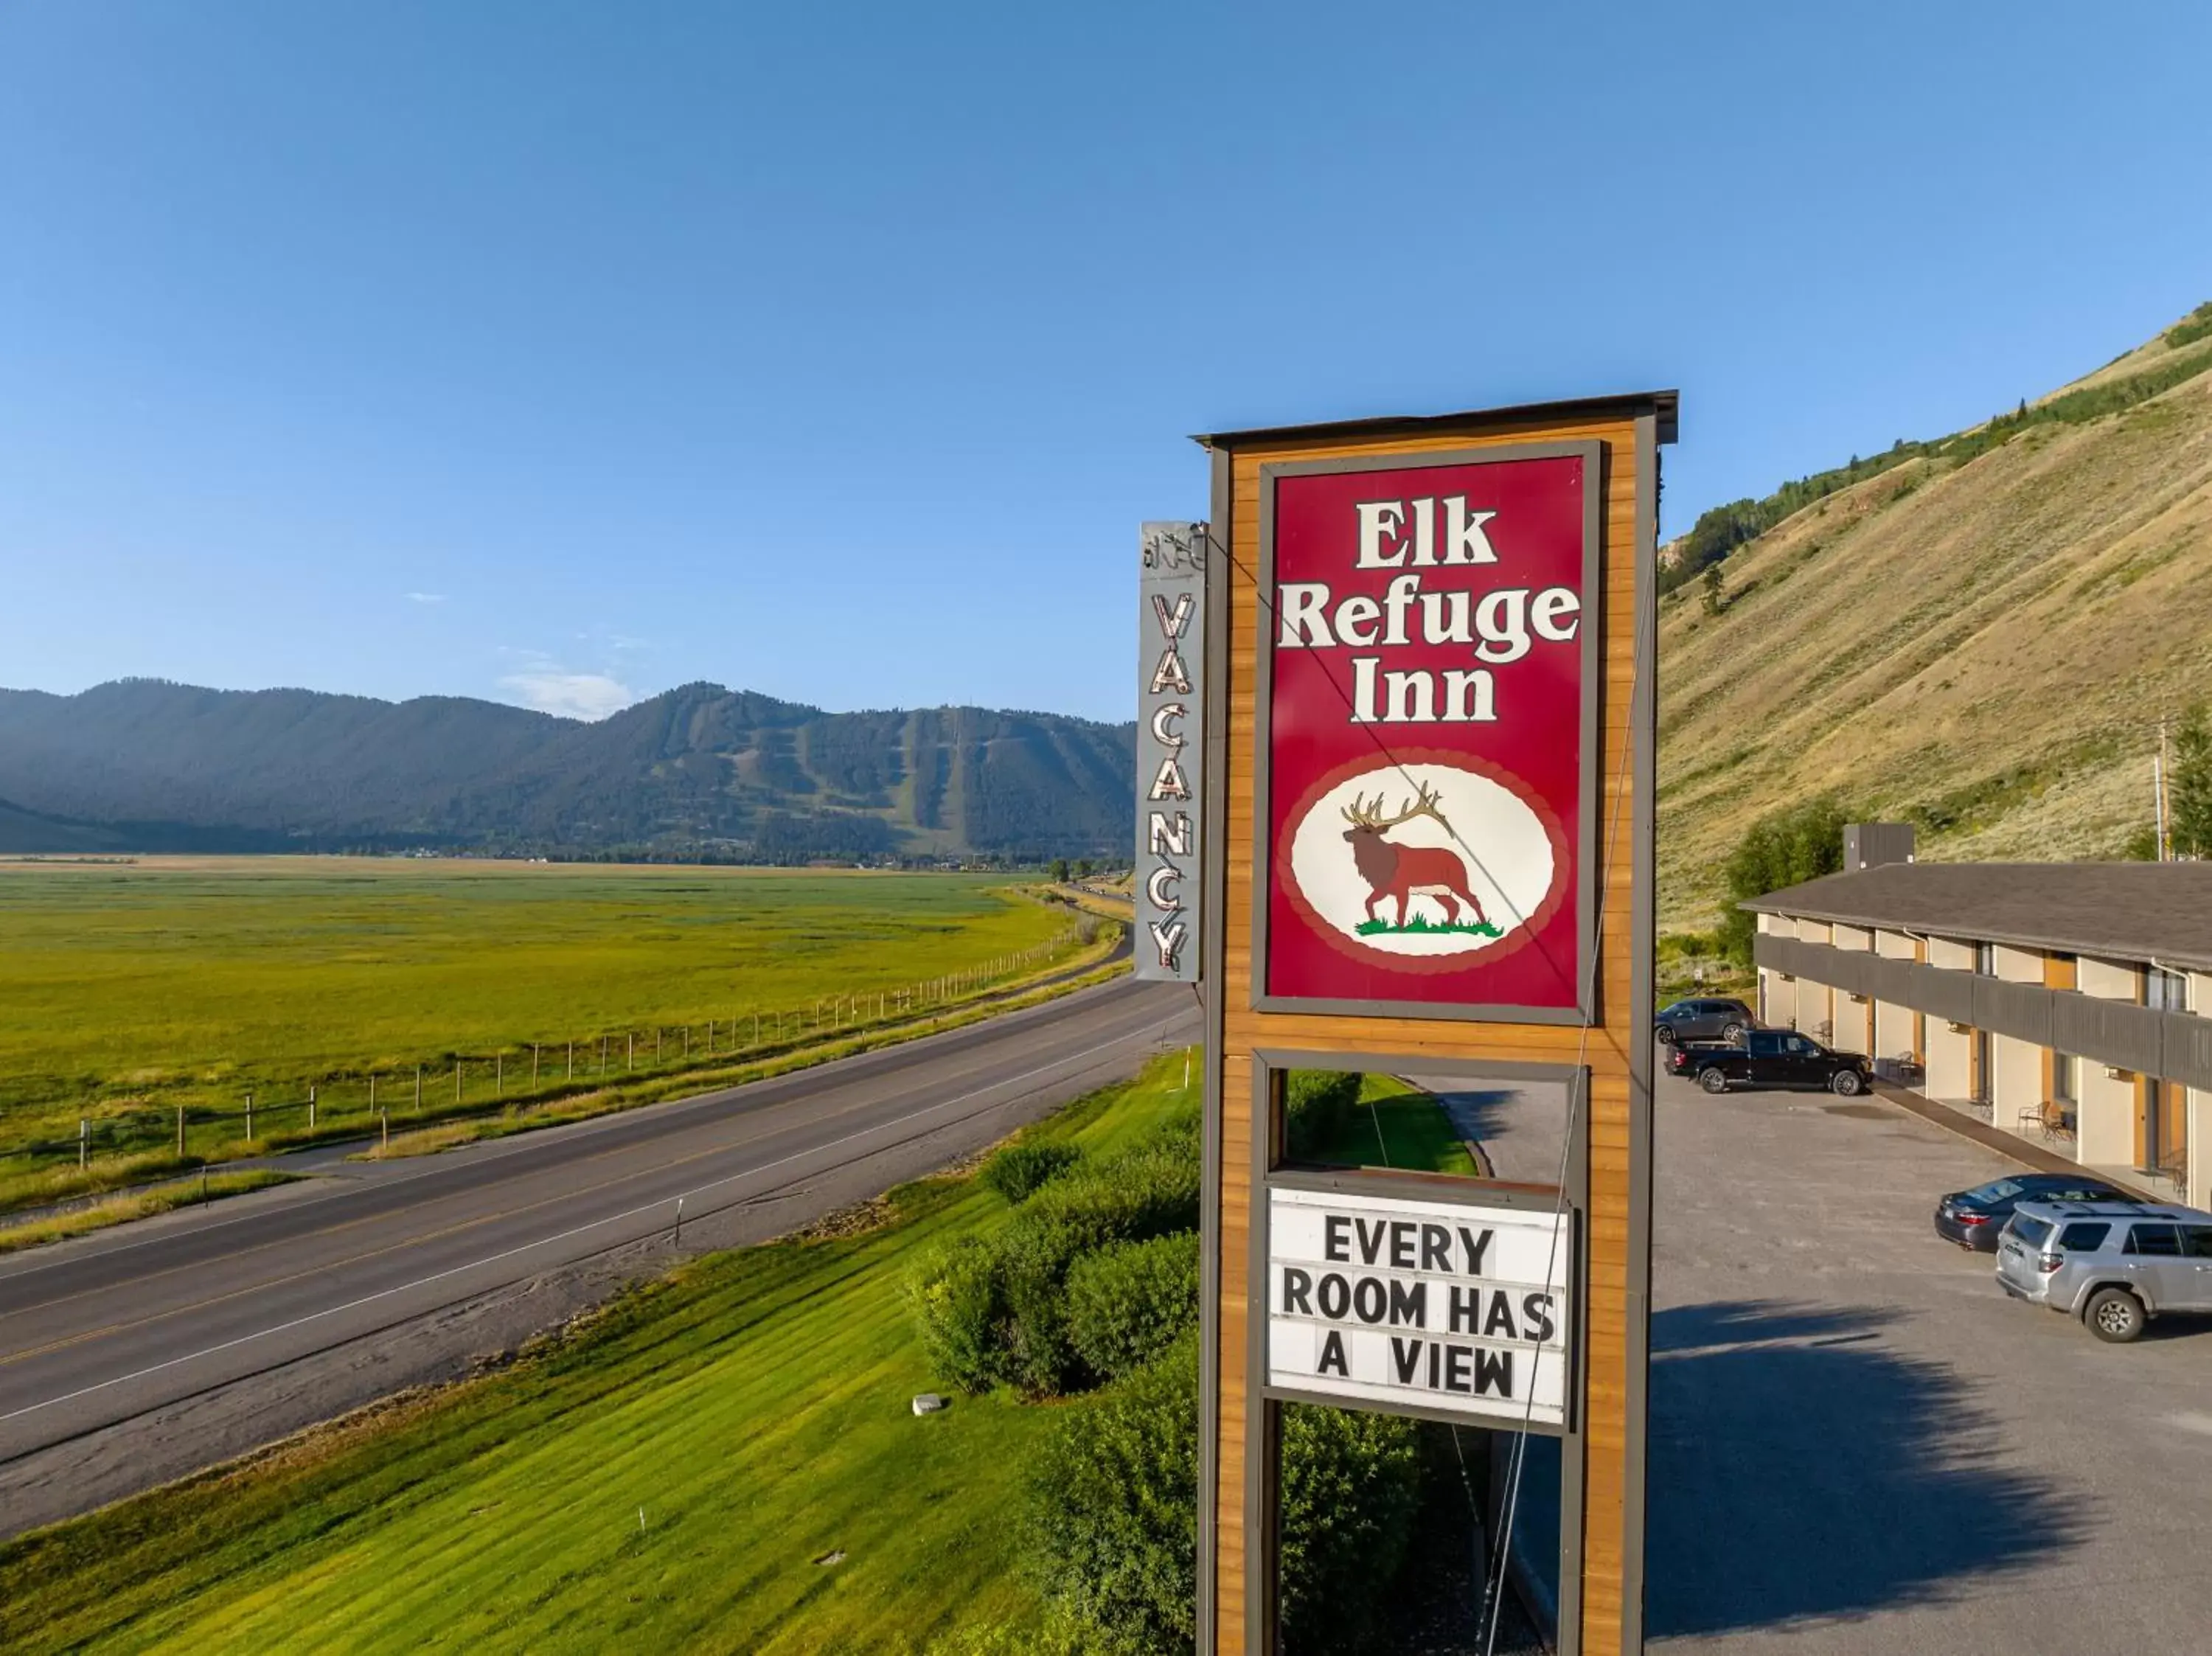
[2171,703,2212,858]
[1049,857,1071,883]
[1700,562,1727,616]
[1073,857,1094,880]
[1717,798,1849,967]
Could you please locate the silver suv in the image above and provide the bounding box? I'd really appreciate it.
[1995,1199,2212,1342]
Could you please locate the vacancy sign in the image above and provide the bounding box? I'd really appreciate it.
[1136,521,1205,982]
[1266,1183,1573,1429]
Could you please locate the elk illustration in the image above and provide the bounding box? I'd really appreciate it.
[1340,782,1489,929]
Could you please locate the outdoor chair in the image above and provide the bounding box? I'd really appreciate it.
[2018,1100,2073,1141]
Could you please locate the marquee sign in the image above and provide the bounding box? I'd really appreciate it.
[1256,445,1598,1020]
[1266,1180,1573,1429]
[1190,392,1672,1656]
[1136,521,1206,982]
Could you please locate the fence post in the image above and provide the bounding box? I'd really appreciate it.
[80,1118,88,1171]
[684,1026,690,1060]
[381,1109,390,1151]
[656,1027,663,1064]
[177,1105,185,1158]
[496,1051,504,1096]
[370,1073,377,1115]
[568,1040,574,1080]
[456,1062,463,1104]
[416,1065,423,1111]
[533,1044,540,1085]
[246,1091,254,1143]
[310,1085,318,1131]
[628,1032,635,1071]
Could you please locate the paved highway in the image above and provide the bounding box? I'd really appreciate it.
[0,975,1194,1533]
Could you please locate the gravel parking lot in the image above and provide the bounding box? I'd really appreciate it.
[1649,1066,2212,1654]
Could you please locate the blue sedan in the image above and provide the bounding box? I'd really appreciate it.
[1935,1173,2135,1251]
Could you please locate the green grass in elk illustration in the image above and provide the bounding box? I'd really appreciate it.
[1287,765,1557,957]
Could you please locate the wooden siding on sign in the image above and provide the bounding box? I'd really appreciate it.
[1207,408,1654,1656]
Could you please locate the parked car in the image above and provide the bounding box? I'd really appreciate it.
[1652,998,1755,1045]
[1933,1173,2135,1252]
[1669,1028,1873,1096]
[1995,1200,2212,1342]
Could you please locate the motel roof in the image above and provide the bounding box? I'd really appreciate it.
[1745,861,2212,974]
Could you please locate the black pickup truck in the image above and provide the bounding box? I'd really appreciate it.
[1667,1029,1873,1096]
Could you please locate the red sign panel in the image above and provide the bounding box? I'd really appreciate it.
[1259,445,1596,1019]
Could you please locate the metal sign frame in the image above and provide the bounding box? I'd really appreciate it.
[1250,442,1604,1023]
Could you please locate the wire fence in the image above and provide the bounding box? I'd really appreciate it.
[31,922,1106,1179]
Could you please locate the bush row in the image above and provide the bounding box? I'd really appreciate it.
[907,1109,1200,1396]
[980,1140,1082,1205]
[917,1079,1425,1652]
[1026,1336,1423,1655]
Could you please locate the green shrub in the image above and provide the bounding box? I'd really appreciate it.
[1027,1340,1426,1656]
[1065,1231,1200,1382]
[1027,1336,1200,1656]
[1284,1069,1362,1161]
[1278,1402,1425,1653]
[902,1238,1010,1394]
[2164,300,2212,351]
[995,1127,1201,1394]
[981,1141,1082,1205]
[907,1111,1203,1397]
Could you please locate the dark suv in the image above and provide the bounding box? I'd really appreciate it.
[1653,998,1754,1045]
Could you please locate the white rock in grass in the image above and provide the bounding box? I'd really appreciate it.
[911,1393,946,1416]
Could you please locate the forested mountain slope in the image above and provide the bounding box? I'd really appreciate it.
[1659,305,2212,925]
[0,680,1135,861]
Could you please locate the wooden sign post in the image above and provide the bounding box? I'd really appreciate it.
[1192,392,1675,1655]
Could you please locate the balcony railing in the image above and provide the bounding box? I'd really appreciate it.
[1754,932,2212,1089]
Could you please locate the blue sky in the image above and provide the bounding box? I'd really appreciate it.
[3,1,2208,725]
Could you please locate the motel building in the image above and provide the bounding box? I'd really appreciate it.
[1745,829,2212,1211]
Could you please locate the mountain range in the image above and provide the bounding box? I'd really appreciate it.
[0,680,1136,862]
[13,303,2208,886]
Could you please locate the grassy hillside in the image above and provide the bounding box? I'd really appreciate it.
[1659,305,2212,926]
[0,1057,1197,1655]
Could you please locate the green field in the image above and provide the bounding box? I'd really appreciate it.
[0,858,1086,1202]
[0,1057,1197,1655]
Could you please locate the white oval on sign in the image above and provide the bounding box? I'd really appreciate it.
[1285,762,1558,958]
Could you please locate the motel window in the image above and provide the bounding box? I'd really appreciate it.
[1975,942,1994,975]
[2147,967,2189,1012]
